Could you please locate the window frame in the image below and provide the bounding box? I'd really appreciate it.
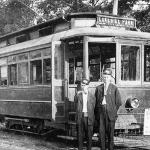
[0,47,51,87]
[118,43,142,86]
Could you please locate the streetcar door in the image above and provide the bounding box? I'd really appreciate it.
[67,37,117,100]
[86,37,117,84]
[51,41,65,123]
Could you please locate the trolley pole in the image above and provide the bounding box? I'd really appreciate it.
[112,0,118,15]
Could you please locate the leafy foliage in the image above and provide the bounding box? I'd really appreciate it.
[0,0,150,35]
[132,5,150,32]
[0,0,37,35]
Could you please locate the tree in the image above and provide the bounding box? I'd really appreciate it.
[132,1,150,32]
[36,0,113,20]
[0,0,38,35]
[37,0,150,32]
[0,0,150,35]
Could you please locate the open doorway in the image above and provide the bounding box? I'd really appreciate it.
[68,42,116,84]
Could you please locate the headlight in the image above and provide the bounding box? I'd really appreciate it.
[125,97,140,112]
[130,98,140,108]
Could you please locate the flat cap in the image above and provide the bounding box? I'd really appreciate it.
[81,78,90,85]
[103,68,112,75]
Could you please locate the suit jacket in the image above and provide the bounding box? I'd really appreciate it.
[74,91,96,125]
[95,83,122,121]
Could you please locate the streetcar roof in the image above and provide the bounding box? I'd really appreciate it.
[0,34,53,56]
[60,27,150,41]
[0,27,150,56]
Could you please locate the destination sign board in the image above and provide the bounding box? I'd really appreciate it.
[96,14,136,29]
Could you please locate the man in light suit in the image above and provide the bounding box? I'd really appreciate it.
[95,68,122,150]
[74,79,95,150]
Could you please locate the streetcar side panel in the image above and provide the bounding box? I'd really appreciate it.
[0,36,53,121]
[0,87,51,119]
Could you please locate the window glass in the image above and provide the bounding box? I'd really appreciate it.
[89,57,100,81]
[8,55,16,63]
[39,26,53,37]
[69,58,74,84]
[75,58,83,81]
[0,58,8,86]
[0,66,7,86]
[121,45,140,81]
[9,64,17,85]
[16,34,29,43]
[30,60,42,84]
[144,45,150,82]
[18,62,29,84]
[30,50,41,59]
[18,53,28,61]
[43,58,51,84]
[0,58,7,66]
[43,48,51,57]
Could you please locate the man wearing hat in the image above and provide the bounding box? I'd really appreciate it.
[95,68,122,150]
[74,79,96,150]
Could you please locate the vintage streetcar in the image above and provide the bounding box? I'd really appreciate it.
[0,11,149,136]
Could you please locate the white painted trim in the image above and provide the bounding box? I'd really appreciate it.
[86,36,115,43]
[51,41,64,120]
[118,43,142,86]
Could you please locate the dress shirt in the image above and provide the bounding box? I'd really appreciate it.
[82,92,88,113]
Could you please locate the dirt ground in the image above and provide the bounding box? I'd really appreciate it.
[0,128,150,150]
[0,130,58,150]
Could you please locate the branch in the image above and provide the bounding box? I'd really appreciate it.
[10,0,46,21]
[59,0,73,7]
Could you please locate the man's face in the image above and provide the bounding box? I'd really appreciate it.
[103,74,111,84]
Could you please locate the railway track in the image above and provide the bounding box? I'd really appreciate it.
[1,122,150,150]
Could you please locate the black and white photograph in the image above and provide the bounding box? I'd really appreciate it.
[0,0,150,149]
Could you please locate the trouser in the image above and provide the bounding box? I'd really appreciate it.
[99,106,115,150]
[77,115,93,150]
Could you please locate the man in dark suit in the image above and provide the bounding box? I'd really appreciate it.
[74,79,95,150]
[95,68,122,150]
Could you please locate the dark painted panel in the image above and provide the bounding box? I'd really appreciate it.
[0,86,51,101]
[118,87,150,108]
[0,101,51,119]
[56,104,65,117]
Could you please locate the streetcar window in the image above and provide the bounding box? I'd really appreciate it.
[18,53,28,61]
[75,58,83,82]
[43,48,51,57]
[2,48,51,86]
[18,62,29,84]
[9,64,17,85]
[89,43,116,82]
[69,58,74,84]
[39,26,53,37]
[0,58,8,86]
[0,66,7,86]
[144,45,150,82]
[30,50,41,59]
[16,34,29,44]
[8,55,17,63]
[121,45,140,81]
[43,58,51,84]
[89,57,100,81]
[30,60,42,84]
